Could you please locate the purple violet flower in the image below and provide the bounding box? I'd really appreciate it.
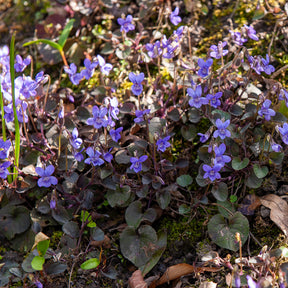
[70,128,82,149]
[244,25,259,41]
[258,99,275,121]
[117,15,135,33]
[129,72,144,96]
[64,63,82,85]
[97,55,113,76]
[84,147,104,166]
[173,26,185,39]
[278,123,288,145]
[108,97,120,120]
[213,143,231,167]
[213,119,231,140]
[129,155,148,173]
[197,58,213,78]
[271,143,282,152]
[162,44,179,59]
[203,164,222,182]
[206,91,222,108]
[156,136,171,152]
[146,41,162,58]
[3,104,14,123]
[14,54,31,72]
[19,76,37,99]
[229,30,247,46]
[35,165,58,188]
[261,54,275,75]
[198,132,209,143]
[187,85,209,109]
[103,149,113,163]
[170,7,182,26]
[73,148,84,162]
[81,58,98,80]
[17,101,28,123]
[110,127,123,142]
[0,139,11,159]
[209,41,228,59]
[246,275,259,288]
[134,109,150,123]
[87,106,108,129]
[0,161,11,179]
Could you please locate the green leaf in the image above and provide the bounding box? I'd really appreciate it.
[269,152,284,165]
[176,175,193,187]
[0,206,31,240]
[80,258,100,270]
[31,256,45,271]
[181,124,197,141]
[167,108,180,122]
[106,185,132,207]
[217,200,236,219]
[156,189,171,209]
[58,18,75,48]
[208,212,249,251]
[188,108,201,123]
[37,240,50,257]
[232,157,249,170]
[178,204,190,215]
[230,195,237,203]
[80,211,96,228]
[120,225,158,268]
[229,104,243,116]
[23,39,62,51]
[125,201,143,229]
[253,164,268,179]
[245,170,263,188]
[62,221,80,238]
[115,47,131,59]
[140,231,167,276]
[211,182,228,201]
[252,5,266,20]
[90,227,105,242]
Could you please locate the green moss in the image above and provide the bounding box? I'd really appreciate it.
[159,214,205,253]
[50,231,63,249]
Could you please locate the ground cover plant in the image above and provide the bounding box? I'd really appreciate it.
[1,0,288,287]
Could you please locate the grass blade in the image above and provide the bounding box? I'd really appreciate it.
[10,32,20,181]
[58,18,75,48]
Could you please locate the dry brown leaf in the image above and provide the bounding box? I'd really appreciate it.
[31,232,50,251]
[129,270,148,288]
[260,194,288,236]
[149,263,222,288]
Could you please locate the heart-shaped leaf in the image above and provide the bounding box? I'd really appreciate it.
[208,212,249,251]
[253,164,269,179]
[31,256,45,271]
[211,182,228,201]
[0,205,31,240]
[176,175,193,187]
[232,157,249,170]
[120,225,158,268]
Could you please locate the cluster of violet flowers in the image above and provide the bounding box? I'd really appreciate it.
[64,54,113,85]
[0,46,47,124]
[181,21,288,183]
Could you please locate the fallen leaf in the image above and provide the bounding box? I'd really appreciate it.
[149,263,222,288]
[260,194,288,236]
[31,232,50,251]
[129,270,147,288]
[199,281,217,288]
